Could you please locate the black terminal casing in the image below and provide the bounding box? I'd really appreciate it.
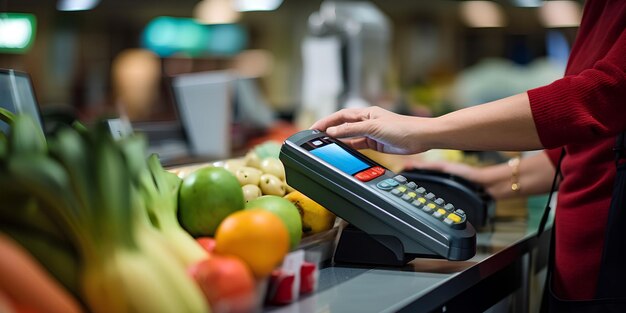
[279,130,476,261]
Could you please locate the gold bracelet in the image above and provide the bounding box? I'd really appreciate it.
[508,157,521,193]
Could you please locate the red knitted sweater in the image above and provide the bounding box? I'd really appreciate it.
[527,0,626,300]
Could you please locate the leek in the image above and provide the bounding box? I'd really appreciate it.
[0,115,210,313]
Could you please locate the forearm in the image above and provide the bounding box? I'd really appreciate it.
[423,93,544,152]
[473,152,555,199]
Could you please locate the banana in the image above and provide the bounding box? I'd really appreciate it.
[284,191,336,236]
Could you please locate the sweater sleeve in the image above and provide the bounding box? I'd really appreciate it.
[544,148,562,167]
[527,29,626,149]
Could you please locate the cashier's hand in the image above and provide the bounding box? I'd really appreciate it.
[310,107,429,155]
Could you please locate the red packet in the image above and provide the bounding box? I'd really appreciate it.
[299,261,318,294]
[266,250,304,304]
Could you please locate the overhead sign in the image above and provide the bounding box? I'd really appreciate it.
[142,16,247,57]
[0,13,37,54]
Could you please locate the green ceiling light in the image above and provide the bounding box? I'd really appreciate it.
[0,13,37,54]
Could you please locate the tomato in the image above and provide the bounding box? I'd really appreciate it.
[188,255,257,313]
[196,237,216,253]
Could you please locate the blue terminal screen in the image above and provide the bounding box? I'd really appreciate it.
[310,143,370,175]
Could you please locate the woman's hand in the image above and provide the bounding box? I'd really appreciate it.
[311,93,542,155]
[405,152,555,200]
[310,106,431,155]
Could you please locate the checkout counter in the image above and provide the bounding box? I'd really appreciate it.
[265,214,551,313]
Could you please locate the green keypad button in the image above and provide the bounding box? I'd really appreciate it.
[377,178,399,190]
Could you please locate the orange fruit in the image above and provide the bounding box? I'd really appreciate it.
[214,209,289,278]
[245,195,302,249]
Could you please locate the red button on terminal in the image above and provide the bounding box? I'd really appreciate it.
[371,166,385,175]
[355,166,385,182]
[355,171,372,181]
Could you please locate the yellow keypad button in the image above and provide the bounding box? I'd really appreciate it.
[397,186,407,193]
[427,203,437,209]
[406,192,416,199]
[418,197,427,204]
[437,208,446,215]
[447,213,462,223]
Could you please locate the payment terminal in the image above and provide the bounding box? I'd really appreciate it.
[280,130,476,263]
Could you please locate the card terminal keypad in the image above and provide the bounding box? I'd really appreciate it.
[376,175,467,229]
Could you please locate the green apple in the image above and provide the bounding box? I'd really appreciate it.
[245,195,302,249]
[179,167,244,236]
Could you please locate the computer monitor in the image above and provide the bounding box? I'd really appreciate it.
[171,70,233,159]
[0,69,44,134]
[169,71,275,160]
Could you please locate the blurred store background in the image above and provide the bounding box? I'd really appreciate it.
[0,0,582,163]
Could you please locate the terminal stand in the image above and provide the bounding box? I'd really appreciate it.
[333,224,419,266]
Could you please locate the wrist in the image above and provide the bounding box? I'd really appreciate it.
[420,116,448,151]
[508,156,521,194]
